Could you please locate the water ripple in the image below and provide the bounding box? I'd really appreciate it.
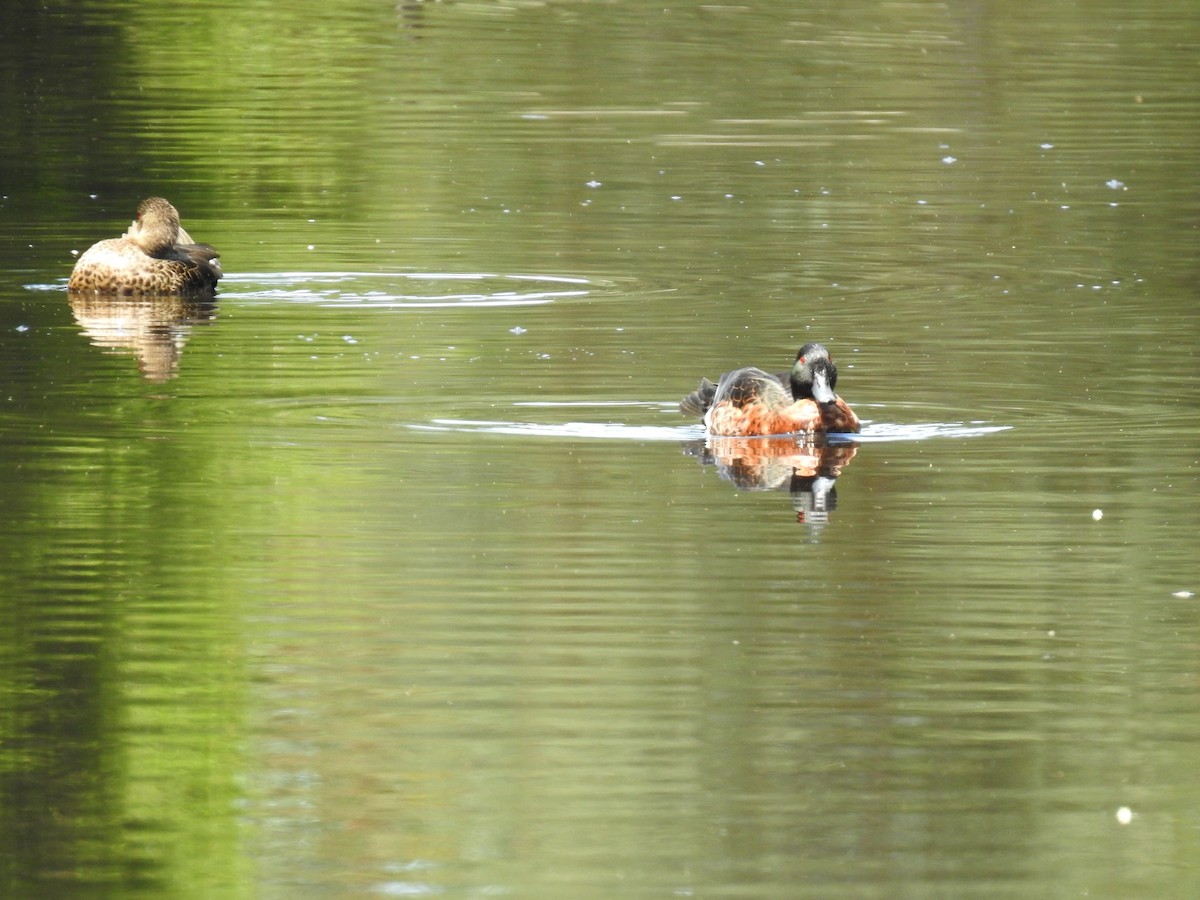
[218,271,604,308]
[416,412,1010,443]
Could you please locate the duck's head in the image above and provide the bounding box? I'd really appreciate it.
[128,197,183,254]
[789,342,839,404]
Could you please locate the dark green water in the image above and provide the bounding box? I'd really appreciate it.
[2,1,1198,897]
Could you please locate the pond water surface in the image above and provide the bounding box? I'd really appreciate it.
[1,1,1199,898]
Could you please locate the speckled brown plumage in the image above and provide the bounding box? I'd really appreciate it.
[68,197,221,295]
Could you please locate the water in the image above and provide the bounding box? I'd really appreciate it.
[2,1,1199,897]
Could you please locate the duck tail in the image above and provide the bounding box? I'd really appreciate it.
[679,377,718,417]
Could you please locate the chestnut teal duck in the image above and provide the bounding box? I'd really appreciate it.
[681,342,861,436]
[68,197,221,294]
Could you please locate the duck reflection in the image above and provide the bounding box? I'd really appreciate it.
[68,293,217,382]
[684,436,857,532]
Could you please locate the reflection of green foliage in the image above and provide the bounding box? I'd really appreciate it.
[121,1,398,211]
[0,431,251,898]
[14,0,1196,279]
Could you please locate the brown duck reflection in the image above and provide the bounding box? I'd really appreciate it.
[684,436,857,530]
[68,293,217,382]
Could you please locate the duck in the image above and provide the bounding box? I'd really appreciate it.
[68,197,221,294]
[680,342,860,436]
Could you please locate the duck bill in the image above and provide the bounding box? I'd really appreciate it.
[811,368,837,404]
